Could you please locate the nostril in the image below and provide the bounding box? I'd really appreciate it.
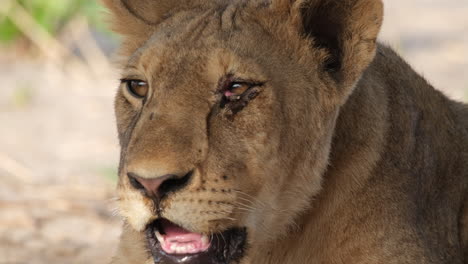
[128,172,145,190]
[158,170,193,197]
[126,170,194,199]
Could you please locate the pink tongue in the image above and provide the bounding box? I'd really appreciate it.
[164,223,203,243]
[158,220,210,254]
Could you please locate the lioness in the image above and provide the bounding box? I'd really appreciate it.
[103,0,468,263]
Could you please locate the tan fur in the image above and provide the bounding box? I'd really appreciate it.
[102,0,468,263]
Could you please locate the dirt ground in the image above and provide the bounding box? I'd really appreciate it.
[0,1,467,263]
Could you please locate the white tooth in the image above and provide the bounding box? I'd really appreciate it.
[155,231,164,243]
[187,245,195,253]
[170,243,177,252]
[201,235,209,246]
[155,231,167,249]
[175,245,185,254]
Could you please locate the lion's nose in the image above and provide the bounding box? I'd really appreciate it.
[127,171,192,199]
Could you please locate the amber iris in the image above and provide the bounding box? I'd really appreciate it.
[125,80,148,98]
[228,82,249,95]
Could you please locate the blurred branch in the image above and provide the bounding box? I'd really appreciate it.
[0,0,109,82]
[0,1,75,61]
[0,1,12,23]
[62,16,112,77]
[0,152,34,185]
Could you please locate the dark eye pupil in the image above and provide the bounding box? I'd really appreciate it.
[127,80,148,98]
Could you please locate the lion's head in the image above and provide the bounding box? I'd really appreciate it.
[103,0,383,263]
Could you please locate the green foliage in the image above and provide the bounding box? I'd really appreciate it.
[0,19,19,42]
[0,0,107,44]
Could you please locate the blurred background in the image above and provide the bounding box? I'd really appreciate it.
[0,0,466,263]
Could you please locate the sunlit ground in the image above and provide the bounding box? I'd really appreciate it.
[0,1,467,263]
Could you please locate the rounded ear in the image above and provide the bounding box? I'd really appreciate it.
[274,0,384,97]
[102,0,203,57]
[101,0,188,37]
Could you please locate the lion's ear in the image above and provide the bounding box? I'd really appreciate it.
[274,0,383,97]
[102,0,186,37]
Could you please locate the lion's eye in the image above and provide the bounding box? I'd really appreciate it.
[219,79,263,114]
[224,82,251,101]
[124,80,148,98]
[225,82,249,99]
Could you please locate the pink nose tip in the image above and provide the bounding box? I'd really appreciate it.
[127,172,174,198]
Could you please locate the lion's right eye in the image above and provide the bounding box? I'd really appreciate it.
[123,80,148,98]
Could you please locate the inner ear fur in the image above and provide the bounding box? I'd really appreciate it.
[289,0,383,93]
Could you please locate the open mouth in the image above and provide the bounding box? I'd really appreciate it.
[146,219,247,264]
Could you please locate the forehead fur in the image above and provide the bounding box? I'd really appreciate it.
[102,0,303,52]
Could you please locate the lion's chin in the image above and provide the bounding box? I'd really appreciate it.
[145,218,247,264]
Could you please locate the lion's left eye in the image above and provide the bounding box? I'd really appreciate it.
[219,79,263,113]
[224,82,250,100]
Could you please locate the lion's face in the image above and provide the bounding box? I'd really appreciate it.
[106,0,382,263]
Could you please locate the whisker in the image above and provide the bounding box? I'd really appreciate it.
[220,231,227,246]
[234,195,257,205]
[232,207,255,213]
[110,207,121,217]
[233,189,289,213]
[232,189,267,207]
[232,201,257,212]
[211,215,236,221]
[200,210,236,221]
[106,196,121,202]
[214,233,219,250]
